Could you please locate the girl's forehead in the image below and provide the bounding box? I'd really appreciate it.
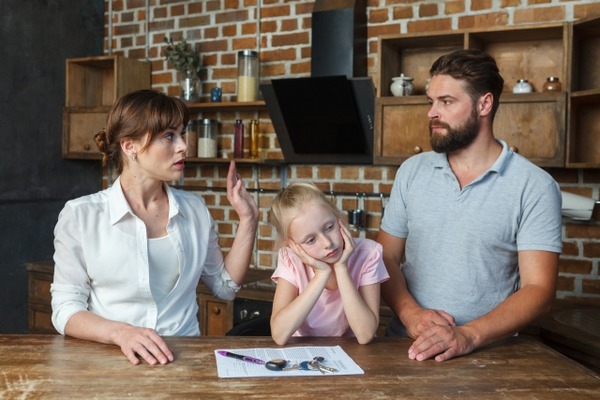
[289,202,335,232]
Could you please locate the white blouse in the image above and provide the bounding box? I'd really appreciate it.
[51,177,240,336]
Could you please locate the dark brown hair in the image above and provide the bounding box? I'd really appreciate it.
[94,89,190,173]
[430,49,504,120]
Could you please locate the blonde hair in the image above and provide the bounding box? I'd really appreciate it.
[269,182,342,249]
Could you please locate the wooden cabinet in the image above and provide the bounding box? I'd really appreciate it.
[25,261,57,334]
[25,262,392,337]
[567,16,600,167]
[62,55,151,159]
[24,261,273,336]
[198,293,234,336]
[374,22,574,167]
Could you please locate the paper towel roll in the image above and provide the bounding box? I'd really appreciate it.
[561,191,596,220]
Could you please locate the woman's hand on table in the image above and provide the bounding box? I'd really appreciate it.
[113,326,174,366]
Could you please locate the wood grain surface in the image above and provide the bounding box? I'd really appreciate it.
[1,335,598,399]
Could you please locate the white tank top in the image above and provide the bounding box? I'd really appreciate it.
[147,235,179,303]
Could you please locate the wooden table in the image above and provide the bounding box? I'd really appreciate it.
[1,335,598,399]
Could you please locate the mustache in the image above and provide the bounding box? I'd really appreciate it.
[429,120,449,129]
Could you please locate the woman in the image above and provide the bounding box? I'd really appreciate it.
[51,89,258,365]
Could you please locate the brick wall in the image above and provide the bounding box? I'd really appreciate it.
[104,0,600,300]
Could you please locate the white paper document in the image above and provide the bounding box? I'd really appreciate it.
[214,345,364,378]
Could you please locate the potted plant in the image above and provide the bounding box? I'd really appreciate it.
[164,37,201,102]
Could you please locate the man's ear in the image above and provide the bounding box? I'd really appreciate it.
[478,92,494,117]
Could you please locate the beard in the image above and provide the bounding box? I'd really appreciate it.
[429,107,479,153]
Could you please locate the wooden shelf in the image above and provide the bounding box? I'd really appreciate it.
[185,157,285,166]
[186,101,267,112]
[62,55,151,159]
[567,15,600,167]
[374,21,577,168]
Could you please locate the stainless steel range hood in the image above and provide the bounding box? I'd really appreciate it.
[260,0,374,164]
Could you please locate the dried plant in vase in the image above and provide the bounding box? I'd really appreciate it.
[164,37,201,102]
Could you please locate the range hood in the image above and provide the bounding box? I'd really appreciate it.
[260,0,374,164]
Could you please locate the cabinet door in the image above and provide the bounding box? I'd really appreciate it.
[62,108,107,159]
[198,293,233,336]
[495,92,566,167]
[374,92,565,167]
[374,96,430,165]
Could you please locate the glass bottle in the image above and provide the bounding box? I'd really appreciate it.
[249,119,259,158]
[543,76,562,92]
[234,119,244,158]
[237,50,259,102]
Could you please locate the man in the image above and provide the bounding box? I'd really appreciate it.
[377,49,562,362]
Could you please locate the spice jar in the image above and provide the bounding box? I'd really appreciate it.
[249,119,259,159]
[543,76,561,92]
[513,79,533,94]
[185,120,198,158]
[197,119,218,158]
[237,50,259,102]
[234,119,244,158]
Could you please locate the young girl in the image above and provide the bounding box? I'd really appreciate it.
[269,182,389,345]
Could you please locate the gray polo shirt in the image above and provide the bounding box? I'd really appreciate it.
[381,140,562,335]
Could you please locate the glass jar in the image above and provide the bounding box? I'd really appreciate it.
[513,79,533,94]
[197,119,218,158]
[234,119,244,158]
[237,50,259,102]
[543,76,562,92]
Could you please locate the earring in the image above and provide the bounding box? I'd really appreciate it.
[131,153,137,161]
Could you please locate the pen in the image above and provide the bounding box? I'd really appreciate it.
[217,350,265,365]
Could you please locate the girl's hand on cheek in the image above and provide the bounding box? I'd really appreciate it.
[334,220,355,269]
[289,241,331,273]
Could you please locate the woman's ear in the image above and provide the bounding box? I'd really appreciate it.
[120,139,138,161]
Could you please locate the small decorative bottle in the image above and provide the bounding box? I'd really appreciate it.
[543,76,562,92]
[249,119,259,159]
[234,119,244,158]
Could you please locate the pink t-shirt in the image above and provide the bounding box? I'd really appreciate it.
[271,238,389,337]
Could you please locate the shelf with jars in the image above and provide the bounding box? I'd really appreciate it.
[184,100,283,165]
[374,22,574,167]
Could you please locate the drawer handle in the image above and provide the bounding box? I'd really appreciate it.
[84,144,91,151]
[212,306,221,315]
[413,146,423,154]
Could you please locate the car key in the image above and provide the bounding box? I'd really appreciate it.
[265,358,288,371]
